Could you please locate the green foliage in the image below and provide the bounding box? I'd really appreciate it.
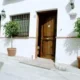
[4,21,19,37]
[74,18,80,37]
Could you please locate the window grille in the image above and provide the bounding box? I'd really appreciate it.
[11,14,30,37]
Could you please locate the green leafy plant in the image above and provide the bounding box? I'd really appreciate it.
[4,21,19,37]
[4,21,19,48]
[74,18,80,37]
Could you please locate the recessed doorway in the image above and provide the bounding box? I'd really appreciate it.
[36,10,57,61]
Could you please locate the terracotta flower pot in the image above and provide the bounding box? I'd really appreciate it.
[77,56,80,69]
[7,48,16,56]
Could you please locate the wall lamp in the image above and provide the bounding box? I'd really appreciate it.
[69,0,77,19]
[70,0,74,9]
[1,9,6,18]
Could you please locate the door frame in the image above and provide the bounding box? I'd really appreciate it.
[35,9,57,60]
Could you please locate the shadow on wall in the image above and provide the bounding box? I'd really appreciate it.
[64,31,80,55]
[64,31,80,67]
[3,0,24,5]
[65,2,72,13]
[65,2,77,20]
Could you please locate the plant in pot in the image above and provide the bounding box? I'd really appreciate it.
[74,18,80,68]
[4,21,19,56]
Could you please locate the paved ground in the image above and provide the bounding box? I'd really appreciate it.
[0,53,80,80]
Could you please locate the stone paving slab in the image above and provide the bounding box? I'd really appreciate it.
[19,58,55,70]
[0,62,67,80]
[0,53,80,80]
[0,60,80,80]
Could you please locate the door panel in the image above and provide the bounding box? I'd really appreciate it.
[43,18,54,37]
[42,40,53,59]
[40,16,56,60]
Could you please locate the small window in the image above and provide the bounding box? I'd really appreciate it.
[11,14,30,37]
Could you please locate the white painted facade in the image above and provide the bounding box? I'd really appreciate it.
[0,0,80,65]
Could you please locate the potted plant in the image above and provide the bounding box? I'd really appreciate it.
[74,18,80,68]
[4,21,19,56]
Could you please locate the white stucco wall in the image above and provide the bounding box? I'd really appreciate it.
[0,0,80,65]
[0,38,36,58]
[56,0,80,65]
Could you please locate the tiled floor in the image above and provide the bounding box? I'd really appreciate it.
[0,53,80,80]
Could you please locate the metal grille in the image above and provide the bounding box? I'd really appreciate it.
[11,14,30,37]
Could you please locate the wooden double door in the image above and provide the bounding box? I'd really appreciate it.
[39,14,56,60]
